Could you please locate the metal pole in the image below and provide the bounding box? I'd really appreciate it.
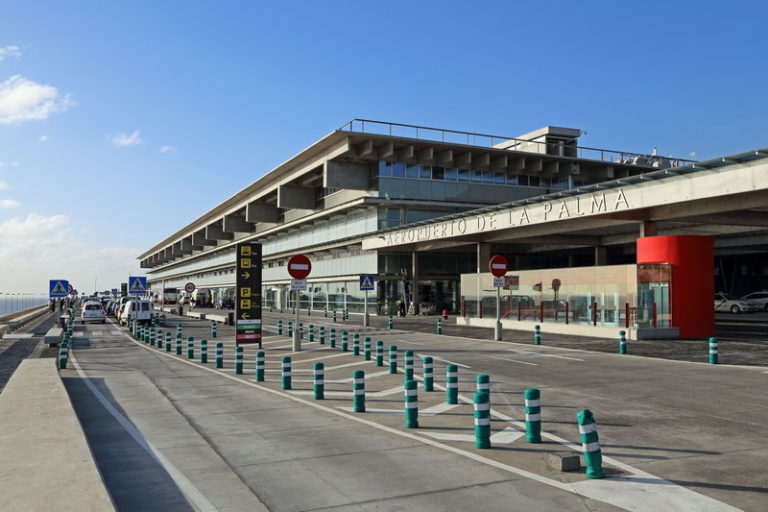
[293,288,301,351]
[364,289,370,327]
[494,286,502,341]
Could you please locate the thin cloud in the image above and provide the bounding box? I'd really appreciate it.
[158,145,175,153]
[0,199,20,208]
[38,134,48,142]
[0,75,73,124]
[0,45,21,63]
[0,181,9,190]
[109,129,144,147]
[0,161,20,167]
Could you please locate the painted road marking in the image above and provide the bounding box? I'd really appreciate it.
[110,330,122,335]
[491,356,538,366]
[335,370,390,383]
[424,427,524,444]
[369,386,405,398]
[423,356,472,369]
[420,402,461,416]
[1,333,35,339]
[507,349,584,362]
[398,340,424,345]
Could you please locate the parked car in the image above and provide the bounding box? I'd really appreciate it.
[119,299,153,325]
[80,301,106,324]
[741,291,768,312]
[215,297,235,309]
[714,293,754,314]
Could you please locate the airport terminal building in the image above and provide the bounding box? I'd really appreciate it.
[138,120,768,338]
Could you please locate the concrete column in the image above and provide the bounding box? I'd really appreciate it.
[594,246,608,266]
[476,243,491,273]
[411,252,419,314]
[640,221,658,237]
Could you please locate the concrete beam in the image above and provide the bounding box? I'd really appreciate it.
[206,223,234,241]
[356,140,375,159]
[192,229,215,247]
[455,152,472,169]
[246,201,279,223]
[171,242,182,256]
[543,161,559,175]
[526,159,543,173]
[223,214,253,234]
[676,211,768,227]
[324,161,369,190]
[490,155,508,171]
[435,149,453,167]
[474,153,490,170]
[508,158,525,172]
[277,185,315,210]
[398,145,415,162]
[163,247,174,261]
[378,142,394,161]
[180,237,194,254]
[418,147,434,165]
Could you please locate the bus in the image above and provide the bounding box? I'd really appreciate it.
[158,287,178,304]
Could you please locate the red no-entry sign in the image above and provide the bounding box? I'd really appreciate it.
[488,255,508,277]
[287,254,312,280]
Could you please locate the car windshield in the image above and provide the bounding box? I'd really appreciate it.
[141,302,150,311]
[718,294,738,300]
[85,304,102,311]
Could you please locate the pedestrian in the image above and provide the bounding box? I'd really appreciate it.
[49,299,56,313]
[399,300,406,317]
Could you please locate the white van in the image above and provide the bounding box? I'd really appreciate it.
[119,299,153,325]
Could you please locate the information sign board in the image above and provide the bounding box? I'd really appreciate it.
[493,277,505,288]
[120,283,127,297]
[235,242,262,346]
[290,279,307,291]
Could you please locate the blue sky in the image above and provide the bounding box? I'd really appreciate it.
[1,1,767,293]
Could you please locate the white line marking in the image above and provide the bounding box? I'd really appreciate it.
[507,349,584,362]
[490,356,538,366]
[110,331,122,335]
[337,406,401,414]
[69,355,218,512]
[1,333,35,339]
[369,385,404,397]
[423,432,474,442]
[334,370,390,383]
[420,402,461,416]
[290,390,350,397]
[290,352,348,364]
[491,427,525,444]
[398,340,424,345]
[423,356,472,369]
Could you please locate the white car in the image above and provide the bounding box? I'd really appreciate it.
[714,293,754,314]
[80,301,106,323]
[741,291,768,312]
[119,299,153,325]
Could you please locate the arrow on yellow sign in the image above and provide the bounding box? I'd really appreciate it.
[241,271,251,279]
[240,312,251,319]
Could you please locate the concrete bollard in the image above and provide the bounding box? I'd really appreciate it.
[187,336,195,359]
[363,336,371,361]
[319,325,325,344]
[313,362,324,399]
[200,339,208,364]
[281,356,292,390]
[165,332,172,352]
[577,409,604,478]
[436,318,443,335]
[256,351,265,381]
[524,388,542,443]
[619,330,627,354]
[341,331,349,352]
[235,346,244,374]
[215,342,224,368]
[330,328,337,348]
[709,337,718,364]
[287,321,293,337]
[404,350,414,381]
[353,370,365,412]
[58,342,69,369]
[534,324,541,345]
[309,324,315,342]
[476,374,490,393]
[446,364,458,404]
[473,390,491,449]
[176,334,182,355]
[278,319,283,335]
[387,315,393,329]
[353,333,360,356]
[404,379,419,428]
[389,345,398,374]
[211,321,217,339]
[376,340,384,366]
[422,356,434,391]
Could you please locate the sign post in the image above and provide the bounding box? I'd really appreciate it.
[489,255,509,341]
[235,243,262,347]
[288,254,311,351]
[359,274,375,327]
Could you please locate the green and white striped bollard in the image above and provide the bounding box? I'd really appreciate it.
[534,325,541,345]
[404,350,414,381]
[446,364,458,404]
[422,356,434,391]
[309,324,314,342]
[333,310,337,323]
[200,339,208,364]
[524,388,541,443]
[376,341,384,366]
[344,309,349,321]
[353,370,365,412]
[619,330,627,354]
[277,320,283,335]
[176,323,181,338]
[436,318,442,334]
[324,309,328,318]
[404,379,419,428]
[577,409,604,478]
[389,345,398,374]
[387,315,393,329]
[299,323,304,339]
[165,332,172,352]
[330,328,336,348]
[175,334,182,355]
[307,307,311,317]
[155,330,163,348]
[319,326,325,344]
[313,362,324,399]
[476,374,490,394]
[150,330,156,347]
[215,342,223,368]
[255,351,265,381]
[474,390,491,448]
[281,356,291,390]
[58,342,69,369]
[187,336,194,359]
[287,321,293,337]
[341,331,348,352]
[363,336,371,361]
[353,333,360,356]
[235,346,244,374]
[709,337,718,364]
[211,321,217,339]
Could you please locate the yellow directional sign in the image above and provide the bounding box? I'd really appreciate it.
[241,271,251,279]
[240,299,251,309]
[236,242,262,346]
[240,312,251,319]
[240,287,251,297]
[240,245,252,256]
[240,258,251,268]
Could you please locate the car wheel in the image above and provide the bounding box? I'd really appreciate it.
[730,305,740,314]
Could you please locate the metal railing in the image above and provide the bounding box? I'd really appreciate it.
[338,119,695,168]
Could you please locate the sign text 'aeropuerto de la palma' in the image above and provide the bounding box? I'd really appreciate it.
[235,242,262,347]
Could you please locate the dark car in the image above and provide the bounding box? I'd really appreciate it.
[215,297,235,309]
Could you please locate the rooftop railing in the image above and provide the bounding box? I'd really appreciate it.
[338,119,696,168]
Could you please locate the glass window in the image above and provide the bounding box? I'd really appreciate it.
[432,167,445,180]
[482,171,495,184]
[419,165,432,179]
[406,164,420,179]
[392,162,405,177]
[529,176,540,187]
[471,170,483,183]
[540,177,551,187]
[458,169,470,182]
[507,174,519,185]
[444,168,458,180]
[378,161,392,177]
[493,172,506,184]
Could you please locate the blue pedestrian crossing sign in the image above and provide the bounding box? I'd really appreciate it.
[359,274,376,291]
[49,279,70,298]
[128,276,147,294]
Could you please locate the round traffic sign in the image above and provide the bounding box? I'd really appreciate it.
[287,254,312,280]
[184,282,196,293]
[488,255,508,277]
[551,278,561,291]
[68,283,74,294]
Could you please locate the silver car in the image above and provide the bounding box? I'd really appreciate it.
[714,293,754,314]
[741,291,768,312]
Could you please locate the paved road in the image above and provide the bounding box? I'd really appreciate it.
[62,313,766,511]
